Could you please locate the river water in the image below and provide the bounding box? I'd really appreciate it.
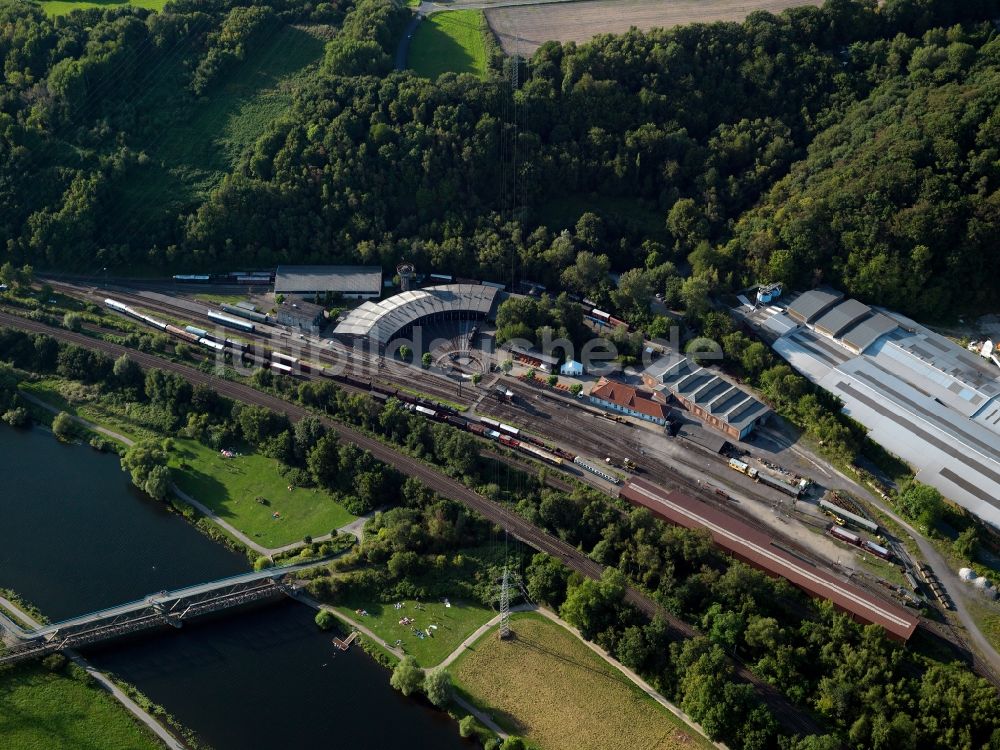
[0,426,470,749]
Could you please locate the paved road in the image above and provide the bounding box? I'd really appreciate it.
[0,597,185,750]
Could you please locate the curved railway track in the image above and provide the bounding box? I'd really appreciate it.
[0,310,821,735]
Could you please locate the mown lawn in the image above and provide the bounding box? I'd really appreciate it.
[334,598,494,667]
[19,379,355,548]
[453,613,710,750]
[169,438,355,548]
[36,0,167,15]
[0,663,161,750]
[409,10,488,79]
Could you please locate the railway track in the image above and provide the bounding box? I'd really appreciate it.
[0,310,821,735]
[52,282,474,409]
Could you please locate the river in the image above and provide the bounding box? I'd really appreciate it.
[0,426,470,749]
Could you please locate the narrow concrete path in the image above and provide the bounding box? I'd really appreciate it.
[20,392,366,560]
[433,603,724,749]
[292,591,509,739]
[0,597,184,750]
[435,603,533,670]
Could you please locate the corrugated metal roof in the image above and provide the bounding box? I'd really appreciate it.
[333,284,500,346]
[621,479,918,640]
[275,265,382,294]
[813,299,872,337]
[786,288,844,323]
[839,312,898,353]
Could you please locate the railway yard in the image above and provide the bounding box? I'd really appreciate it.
[3,275,999,696]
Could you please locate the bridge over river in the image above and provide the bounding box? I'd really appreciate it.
[0,562,322,666]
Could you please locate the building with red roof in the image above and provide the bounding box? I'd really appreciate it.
[589,378,670,425]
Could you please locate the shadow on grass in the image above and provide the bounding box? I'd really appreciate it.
[411,17,479,78]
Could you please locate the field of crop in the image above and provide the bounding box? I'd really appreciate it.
[0,663,160,750]
[35,0,166,16]
[409,10,489,79]
[486,0,824,55]
[452,613,709,750]
[169,438,355,548]
[334,598,494,667]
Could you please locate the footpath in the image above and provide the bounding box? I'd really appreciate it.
[292,591,511,739]
[0,597,185,750]
[20,393,368,559]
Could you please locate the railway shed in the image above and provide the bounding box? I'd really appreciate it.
[275,265,382,299]
[620,478,918,641]
[786,287,844,324]
[332,284,501,349]
[643,356,770,440]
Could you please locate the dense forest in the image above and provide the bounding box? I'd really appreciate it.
[2,0,1000,317]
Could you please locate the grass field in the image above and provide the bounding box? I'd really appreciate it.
[453,613,709,750]
[409,10,488,79]
[18,379,355,547]
[169,438,355,548]
[965,599,1000,654]
[334,598,494,667]
[0,663,160,750]
[486,0,824,55]
[35,0,167,16]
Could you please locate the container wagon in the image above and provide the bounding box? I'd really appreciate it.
[207,310,254,332]
[165,324,200,343]
[519,442,564,466]
[198,337,225,352]
[271,351,299,366]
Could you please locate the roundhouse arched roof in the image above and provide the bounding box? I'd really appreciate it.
[333,284,500,346]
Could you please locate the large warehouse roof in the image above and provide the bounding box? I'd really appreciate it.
[840,312,898,354]
[812,298,871,338]
[621,478,919,640]
[333,284,500,346]
[770,299,1000,529]
[275,265,382,295]
[786,288,844,324]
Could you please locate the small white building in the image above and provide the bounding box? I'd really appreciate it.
[560,359,584,377]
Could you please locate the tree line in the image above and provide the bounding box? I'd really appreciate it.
[2,1,1000,317]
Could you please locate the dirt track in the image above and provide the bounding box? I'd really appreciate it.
[485,0,824,55]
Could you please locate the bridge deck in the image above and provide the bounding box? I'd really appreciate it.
[0,561,320,642]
